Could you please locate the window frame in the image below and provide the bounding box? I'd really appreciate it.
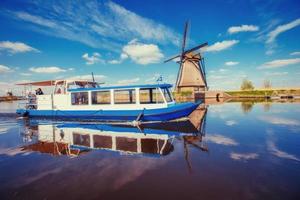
[71,92,89,105]
[139,87,165,104]
[114,89,136,104]
[161,87,173,103]
[91,90,111,105]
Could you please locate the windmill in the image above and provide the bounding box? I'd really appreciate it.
[165,21,208,93]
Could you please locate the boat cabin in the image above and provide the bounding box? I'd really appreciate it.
[17,79,175,111]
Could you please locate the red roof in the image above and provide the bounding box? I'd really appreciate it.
[16,80,56,86]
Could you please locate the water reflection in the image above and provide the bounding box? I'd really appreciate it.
[19,106,209,159]
[263,102,272,112]
[240,101,254,114]
[1,101,300,199]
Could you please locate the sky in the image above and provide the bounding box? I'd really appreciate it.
[0,0,300,95]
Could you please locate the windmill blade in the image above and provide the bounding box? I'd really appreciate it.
[200,58,208,87]
[164,21,189,64]
[174,63,184,90]
[164,54,180,63]
[184,42,208,54]
[182,21,189,55]
[179,21,189,64]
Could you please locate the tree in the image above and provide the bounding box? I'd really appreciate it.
[263,79,272,89]
[240,78,254,90]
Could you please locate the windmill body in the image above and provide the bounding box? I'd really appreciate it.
[177,52,207,92]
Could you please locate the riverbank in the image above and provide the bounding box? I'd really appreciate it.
[225,88,300,98]
[0,96,23,101]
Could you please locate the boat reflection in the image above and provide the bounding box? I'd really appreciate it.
[20,105,208,159]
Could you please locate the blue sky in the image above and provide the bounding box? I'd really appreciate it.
[0,0,300,95]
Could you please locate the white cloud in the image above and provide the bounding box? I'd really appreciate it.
[106,2,179,45]
[206,134,238,146]
[267,140,300,161]
[0,64,13,73]
[225,61,239,66]
[6,1,179,50]
[20,73,32,76]
[14,79,32,84]
[225,120,237,126]
[29,66,67,73]
[230,152,259,161]
[82,52,103,65]
[108,60,121,64]
[228,25,259,34]
[108,53,128,64]
[0,41,39,54]
[204,40,239,52]
[113,39,164,65]
[265,49,275,55]
[265,71,288,76]
[207,68,248,90]
[117,77,140,85]
[266,18,300,44]
[207,75,226,80]
[15,11,56,28]
[259,116,300,126]
[219,68,227,72]
[259,58,300,69]
[290,51,300,56]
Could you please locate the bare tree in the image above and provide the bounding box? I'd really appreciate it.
[240,79,254,90]
[263,79,272,89]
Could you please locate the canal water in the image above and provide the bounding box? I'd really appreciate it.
[0,101,299,200]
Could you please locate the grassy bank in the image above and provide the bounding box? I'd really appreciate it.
[226,88,300,98]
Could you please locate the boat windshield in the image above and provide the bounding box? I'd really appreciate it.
[161,87,173,102]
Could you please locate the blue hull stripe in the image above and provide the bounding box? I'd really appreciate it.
[55,123,197,136]
[16,102,200,121]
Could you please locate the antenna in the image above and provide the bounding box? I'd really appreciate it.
[91,72,95,83]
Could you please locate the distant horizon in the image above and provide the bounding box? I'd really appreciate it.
[0,0,300,95]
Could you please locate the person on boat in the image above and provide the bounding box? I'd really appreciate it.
[35,88,44,95]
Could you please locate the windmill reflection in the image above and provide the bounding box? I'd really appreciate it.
[182,104,208,173]
[20,105,208,169]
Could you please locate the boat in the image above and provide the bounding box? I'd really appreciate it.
[16,79,200,122]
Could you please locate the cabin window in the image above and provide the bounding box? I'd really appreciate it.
[92,91,110,104]
[93,135,112,149]
[139,88,164,104]
[114,89,136,104]
[73,133,90,147]
[116,137,137,152]
[71,92,89,105]
[161,87,173,102]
